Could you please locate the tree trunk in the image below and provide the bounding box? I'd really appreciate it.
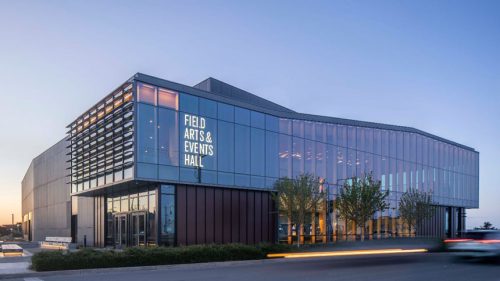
[361,222,365,242]
[353,221,357,241]
[311,212,316,244]
[287,216,292,245]
[296,223,301,248]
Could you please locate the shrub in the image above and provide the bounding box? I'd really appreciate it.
[31,243,291,271]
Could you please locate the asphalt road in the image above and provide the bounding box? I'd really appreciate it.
[4,253,500,281]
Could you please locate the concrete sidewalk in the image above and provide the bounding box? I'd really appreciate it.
[0,262,32,276]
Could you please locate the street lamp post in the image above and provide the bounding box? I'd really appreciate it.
[196,154,207,183]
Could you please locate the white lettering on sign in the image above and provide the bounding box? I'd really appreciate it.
[183,114,214,168]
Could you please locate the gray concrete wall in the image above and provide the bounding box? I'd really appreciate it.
[75,196,95,246]
[21,138,71,241]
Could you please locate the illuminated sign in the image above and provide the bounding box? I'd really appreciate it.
[183,114,214,167]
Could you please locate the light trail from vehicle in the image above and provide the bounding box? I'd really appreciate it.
[267,248,428,259]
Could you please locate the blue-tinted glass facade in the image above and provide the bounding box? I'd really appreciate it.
[129,79,480,209]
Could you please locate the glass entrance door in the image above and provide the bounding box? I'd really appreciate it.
[114,214,128,247]
[131,212,147,246]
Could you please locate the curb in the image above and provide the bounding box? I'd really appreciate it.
[0,258,288,280]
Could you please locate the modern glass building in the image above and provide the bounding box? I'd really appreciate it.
[64,73,479,247]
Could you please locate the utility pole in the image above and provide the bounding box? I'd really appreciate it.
[11,213,14,238]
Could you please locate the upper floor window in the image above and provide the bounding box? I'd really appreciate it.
[137,83,157,105]
[158,88,178,110]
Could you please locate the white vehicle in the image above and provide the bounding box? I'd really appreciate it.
[445,230,500,260]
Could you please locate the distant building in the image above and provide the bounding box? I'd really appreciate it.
[22,73,479,246]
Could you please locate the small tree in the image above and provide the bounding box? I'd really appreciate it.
[273,177,297,245]
[335,173,389,241]
[481,221,494,230]
[398,188,435,236]
[273,174,326,247]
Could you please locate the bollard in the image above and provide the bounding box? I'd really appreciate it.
[84,235,87,248]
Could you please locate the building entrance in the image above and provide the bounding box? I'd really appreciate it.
[113,212,147,247]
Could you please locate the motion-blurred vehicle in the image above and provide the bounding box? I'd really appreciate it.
[445,230,500,260]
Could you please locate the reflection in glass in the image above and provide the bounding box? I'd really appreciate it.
[292,137,304,177]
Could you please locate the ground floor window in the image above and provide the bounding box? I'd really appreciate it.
[161,185,176,246]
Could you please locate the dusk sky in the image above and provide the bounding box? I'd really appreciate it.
[0,0,498,227]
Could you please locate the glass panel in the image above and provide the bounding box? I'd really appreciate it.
[180,167,197,182]
[139,195,148,210]
[292,120,304,138]
[326,144,335,182]
[179,93,198,114]
[305,140,315,174]
[404,133,411,161]
[373,129,381,155]
[199,98,217,118]
[315,123,326,143]
[158,108,179,166]
[410,134,416,163]
[364,127,373,153]
[235,125,250,174]
[137,104,157,163]
[337,147,346,180]
[251,176,265,188]
[218,121,235,172]
[327,124,337,145]
[346,149,355,177]
[304,121,314,140]
[158,88,178,109]
[347,126,356,149]
[389,131,397,158]
[381,130,389,156]
[218,103,234,122]
[218,172,234,185]
[416,135,423,164]
[235,107,250,125]
[315,142,326,179]
[235,174,250,187]
[201,170,217,184]
[161,192,175,246]
[137,83,157,105]
[292,137,304,177]
[279,118,292,135]
[265,115,279,132]
[266,131,279,178]
[279,134,292,178]
[251,128,265,176]
[251,111,265,129]
[338,125,347,148]
[354,127,363,151]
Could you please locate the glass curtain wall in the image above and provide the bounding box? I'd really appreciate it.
[134,81,479,244]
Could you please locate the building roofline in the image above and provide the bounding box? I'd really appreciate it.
[133,73,477,152]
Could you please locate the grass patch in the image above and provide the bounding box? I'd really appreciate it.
[31,243,293,271]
